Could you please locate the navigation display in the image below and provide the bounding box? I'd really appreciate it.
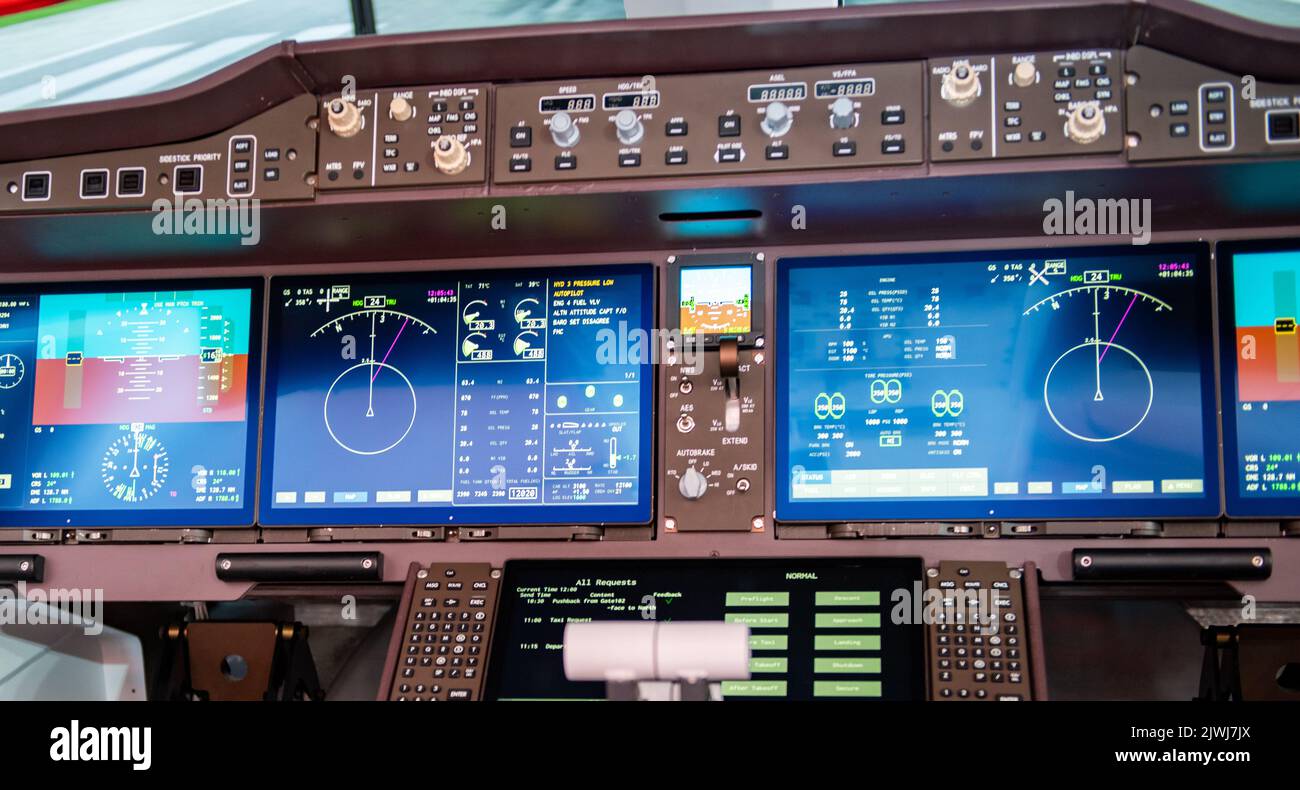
[776,244,1218,522]
[679,265,752,335]
[260,265,653,526]
[486,558,926,701]
[1219,240,1300,517]
[0,279,262,527]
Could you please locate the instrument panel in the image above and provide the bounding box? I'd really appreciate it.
[261,266,654,527]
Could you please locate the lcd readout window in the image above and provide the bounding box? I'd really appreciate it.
[1221,244,1300,516]
[487,559,926,701]
[0,281,261,527]
[261,265,653,526]
[679,265,752,335]
[776,245,1218,521]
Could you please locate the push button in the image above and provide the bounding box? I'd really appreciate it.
[832,140,857,157]
[509,157,532,172]
[665,149,688,166]
[718,115,741,137]
[881,109,905,125]
[618,153,641,168]
[510,126,532,147]
[764,143,789,160]
[665,120,688,137]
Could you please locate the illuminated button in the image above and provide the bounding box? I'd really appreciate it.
[1207,110,1227,124]
[1204,87,1227,103]
[1169,100,1190,115]
[1170,122,1190,137]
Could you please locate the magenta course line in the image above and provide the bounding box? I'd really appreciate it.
[1097,293,1139,364]
[372,317,410,382]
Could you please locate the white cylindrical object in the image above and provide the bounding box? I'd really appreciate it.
[562,622,657,682]
[562,621,752,683]
[656,622,751,683]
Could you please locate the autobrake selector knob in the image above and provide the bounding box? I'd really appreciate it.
[432,135,469,174]
[829,96,856,129]
[1065,101,1106,144]
[678,467,709,501]
[550,111,580,148]
[941,60,982,107]
[1012,61,1038,88]
[614,109,644,145]
[326,98,362,138]
[761,101,793,137]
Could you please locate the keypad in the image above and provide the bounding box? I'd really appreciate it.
[927,561,1031,701]
[387,563,498,701]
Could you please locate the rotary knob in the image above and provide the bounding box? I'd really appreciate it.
[550,110,580,148]
[829,96,856,129]
[1012,61,1038,88]
[389,96,414,121]
[678,467,709,501]
[941,60,982,107]
[432,135,469,174]
[326,98,362,138]
[761,101,794,137]
[613,109,644,145]
[1065,101,1106,144]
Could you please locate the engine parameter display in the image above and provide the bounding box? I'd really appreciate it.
[776,245,1218,521]
[679,265,752,335]
[486,558,925,701]
[0,279,261,527]
[1220,241,1300,518]
[261,265,653,526]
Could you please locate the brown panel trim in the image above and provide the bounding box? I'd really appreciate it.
[1022,561,1050,700]
[375,561,420,700]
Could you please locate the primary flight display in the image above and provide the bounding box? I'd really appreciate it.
[776,244,1218,521]
[0,279,261,527]
[261,265,654,526]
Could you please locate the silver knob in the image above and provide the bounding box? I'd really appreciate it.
[761,101,793,137]
[678,467,709,500]
[550,111,580,148]
[941,60,982,107]
[829,96,855,129]
[1065,101,1106,144]
[614,109,644,145]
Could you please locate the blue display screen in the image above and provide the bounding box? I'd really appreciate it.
[1219,241,1300,518]
[776,245,1218,522]
[0,279,262,527]
[261,265,654,526]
